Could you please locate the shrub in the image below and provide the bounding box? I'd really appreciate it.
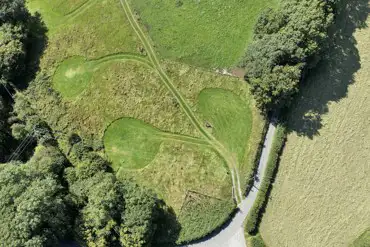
[247,233,267,247]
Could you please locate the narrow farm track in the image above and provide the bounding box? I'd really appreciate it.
[184,122,277,247]
[87,53,153,69]
[120,0,243,203]
[63,0,97,22]
[158,132,212,147]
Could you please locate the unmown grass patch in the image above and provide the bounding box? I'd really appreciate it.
[177,191,234,243]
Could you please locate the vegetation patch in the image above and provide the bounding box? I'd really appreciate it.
[53,54,151,99]
[129,0,279,68]
[177,191,235,243]
[104,118,163,169]
[351,229,370,247]
[246,233,267,247]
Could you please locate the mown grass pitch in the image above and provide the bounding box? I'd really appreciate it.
[129,0,279,68]
[260,6,370,247]
[26,0,265,243]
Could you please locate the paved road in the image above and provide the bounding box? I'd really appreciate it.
[183,122,277,247]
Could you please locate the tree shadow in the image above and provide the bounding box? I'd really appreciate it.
[152,200,181,247]
[286,0,369,138]
[14,12,48,89]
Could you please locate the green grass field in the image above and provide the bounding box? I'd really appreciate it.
[129,0,279,68]
[26,0,265,243]
[260,3,370,246]
[351,229,370,247]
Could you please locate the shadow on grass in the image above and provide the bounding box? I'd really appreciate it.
[152,200,181,247]
[286,0,369,138]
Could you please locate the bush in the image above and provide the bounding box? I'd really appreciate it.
[245,125,286,234]
[247,233,267,247]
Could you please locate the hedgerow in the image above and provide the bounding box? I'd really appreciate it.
[246,233,267,247]
[245,125,286,234]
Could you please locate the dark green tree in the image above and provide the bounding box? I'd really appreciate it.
[0,0,29,24]
[242,0,337,112]
[65,146,157,247]
[0,146,69,246]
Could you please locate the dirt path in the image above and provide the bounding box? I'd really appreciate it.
[120,0,244,203]
[183,122,276,247]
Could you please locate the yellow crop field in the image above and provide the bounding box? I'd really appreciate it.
[259,1,370,247]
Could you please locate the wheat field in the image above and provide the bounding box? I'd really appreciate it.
[260,2,370,246]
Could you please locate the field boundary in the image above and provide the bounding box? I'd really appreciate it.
[244,123,286,244]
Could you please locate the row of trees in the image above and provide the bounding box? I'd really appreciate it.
[0,137,160,246]
[66,141,158,247]
[242,0,341,112]
[0,0,30,161]
[0,0,30,88]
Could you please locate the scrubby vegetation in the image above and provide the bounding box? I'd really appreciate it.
[177,192,235,243]
[242,0,341,112]
[246,233,267,247]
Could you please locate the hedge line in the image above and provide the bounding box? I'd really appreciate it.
[245,124,286,235]
[245,119,269,196]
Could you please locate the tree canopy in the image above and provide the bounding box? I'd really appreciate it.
[0,146,69,246]
[66,144,158,247]
[0,0,29,87]
[242,0,339,112]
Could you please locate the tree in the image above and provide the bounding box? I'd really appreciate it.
[0,95,10,160]
[0,146,69,246]
[0,0,29,24]
[65,147,157,247]
[242,0,337,112]
[0,23,27,86]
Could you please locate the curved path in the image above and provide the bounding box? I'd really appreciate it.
[183,122,276,247]
[120,0,243,203]
[64,0,97,22]
[87,53,153,69]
